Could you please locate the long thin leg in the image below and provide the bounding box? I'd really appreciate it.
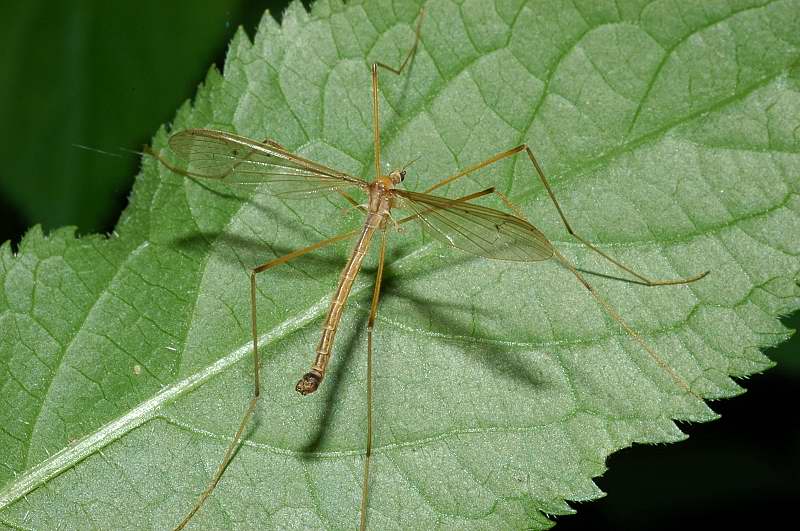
[423,145,708,286]
[371,8,425,179]
[173,228,361,531]
[357,14,423,519]
[374,7,424,76]
[551,248,701,399]
[360,227,388,531]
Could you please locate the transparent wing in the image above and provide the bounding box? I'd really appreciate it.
[393,189,553,261]
[168,129,367,196]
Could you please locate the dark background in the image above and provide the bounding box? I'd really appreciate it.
[1,1,796,529]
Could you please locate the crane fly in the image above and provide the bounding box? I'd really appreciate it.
[150,7,708,530]
[164,128,554,393]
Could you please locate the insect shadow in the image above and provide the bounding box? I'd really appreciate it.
[296,256,555,459]
[381,260,549,387]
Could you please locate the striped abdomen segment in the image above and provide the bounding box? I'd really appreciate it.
[295,212,383,394]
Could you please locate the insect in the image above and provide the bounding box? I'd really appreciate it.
[151,7,708,530]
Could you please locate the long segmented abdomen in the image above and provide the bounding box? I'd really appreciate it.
[295,211,384,394]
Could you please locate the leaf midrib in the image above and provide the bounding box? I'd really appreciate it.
[0,238,439,510]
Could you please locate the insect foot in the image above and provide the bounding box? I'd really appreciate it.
[296,370,323,395]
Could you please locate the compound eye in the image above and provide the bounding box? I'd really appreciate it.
[400,170,406,181]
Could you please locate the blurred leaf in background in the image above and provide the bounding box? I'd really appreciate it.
[0,0,797,529]
[0,0,305,241]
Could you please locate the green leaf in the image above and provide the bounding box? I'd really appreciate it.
[2,0,799,528]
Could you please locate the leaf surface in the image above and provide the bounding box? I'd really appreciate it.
[1,0,799,529]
